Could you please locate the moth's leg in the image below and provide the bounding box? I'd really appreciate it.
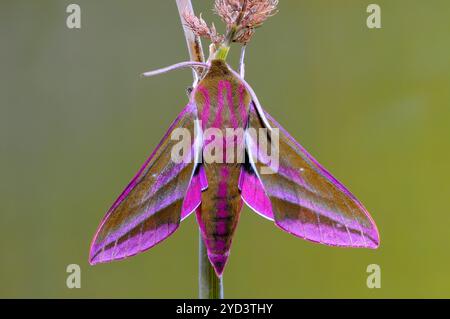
[239,45,247,79]
[186,86,194,99]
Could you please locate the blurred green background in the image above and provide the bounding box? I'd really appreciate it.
[1,0,449,298]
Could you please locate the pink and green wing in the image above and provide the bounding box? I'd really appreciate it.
[242,103,380,248]
[89,103,202,264]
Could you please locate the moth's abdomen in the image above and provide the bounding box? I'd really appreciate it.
[196,164,242,275]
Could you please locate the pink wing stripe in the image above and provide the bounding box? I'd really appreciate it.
[239,168,274,221]
[224,80,239,129]
[181,166,208,220]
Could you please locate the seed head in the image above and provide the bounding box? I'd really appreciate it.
[182,11,224,45]
[215,0,278,28]
[184,0,278,46]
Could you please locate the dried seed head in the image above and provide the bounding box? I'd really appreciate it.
[241,0,279,28]
[182,11,224,45]
[183,11,210,37]
[184,1,278,49]
[215,0,278,28]
[209,23,225,45]
[214,0,278,43]
[214,0,243,27]
[234,28,255,44]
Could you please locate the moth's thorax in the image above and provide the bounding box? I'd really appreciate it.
[202,59,233,80]
[193,60,251,130]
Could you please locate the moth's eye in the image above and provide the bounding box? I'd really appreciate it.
[186,87,193,96]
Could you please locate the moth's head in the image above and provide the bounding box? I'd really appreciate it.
[183,0,279,61]
[208,59,230,76]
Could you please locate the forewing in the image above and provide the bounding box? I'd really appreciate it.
[89,103,201,264]
[245,103,379,248]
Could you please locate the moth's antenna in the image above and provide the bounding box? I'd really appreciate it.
[142,61,209,78]
[239,45,247,78]
[228,65,273,131]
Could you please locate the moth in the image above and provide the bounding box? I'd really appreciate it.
[89,2,379,276]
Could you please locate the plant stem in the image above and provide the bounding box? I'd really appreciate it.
[199,233,224,299]
[174,0,224,299]
[175,0,205,86]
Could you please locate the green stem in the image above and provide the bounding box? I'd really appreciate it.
[215,45,230,61]
[199,234,224,299]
